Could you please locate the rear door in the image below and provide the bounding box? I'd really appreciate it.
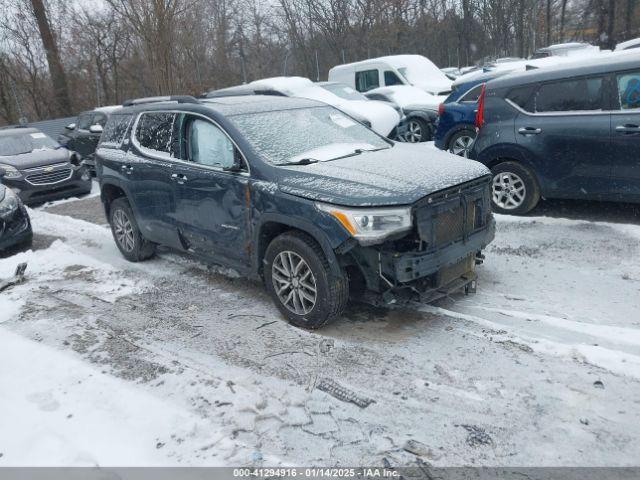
[170,114,250,269]
[611,69,640,200]
[128,111,184,249]
[514,75,612,198]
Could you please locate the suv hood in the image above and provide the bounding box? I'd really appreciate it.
[0,148,70,170]
[276,143,490,206]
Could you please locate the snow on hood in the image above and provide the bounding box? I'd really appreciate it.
[250,77,399,136]
[383,55,453,95]
[276,142,490,206]
[368,86,443,110]
[0,147,69,170]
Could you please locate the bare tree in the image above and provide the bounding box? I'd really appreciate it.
[30,0,71,115]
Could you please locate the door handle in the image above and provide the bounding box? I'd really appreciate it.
[120,164,133,175]
[518,127,542,135]
[615,124,640,134]
[171,173,188,184]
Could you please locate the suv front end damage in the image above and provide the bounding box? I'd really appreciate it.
[333,176,495,302]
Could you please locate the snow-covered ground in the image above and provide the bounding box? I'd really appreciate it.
[0,194,639,467]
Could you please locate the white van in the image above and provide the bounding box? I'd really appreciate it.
[328,55,453,97]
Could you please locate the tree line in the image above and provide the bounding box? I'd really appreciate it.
[0,0,638,124]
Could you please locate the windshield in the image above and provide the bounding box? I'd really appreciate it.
[320,84,368,101]
[230,106,390,165]
[0,132,59,156]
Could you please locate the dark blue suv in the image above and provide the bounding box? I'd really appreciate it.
[435,72,508,157]
[471,54,640,214]
[96,95,495,328]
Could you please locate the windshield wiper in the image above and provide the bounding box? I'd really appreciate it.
[280,158,319,166]
[327,146,390,161]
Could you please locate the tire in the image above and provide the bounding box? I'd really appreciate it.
[490,161,540,215]
[108,197,155,262]
[264,231,349,329]
[447,129,476,157]
[403,118,430,143]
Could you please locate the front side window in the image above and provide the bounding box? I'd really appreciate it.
[384,70,403,86]
[534,77,604,112]
[100,114,133,147]
[355,70,380,92]
[93,113,108,127]
[135,112,177,157]
[77,113,93,130]
[187,118,236,169]
[617,71,640,110]
[230,105,389,166]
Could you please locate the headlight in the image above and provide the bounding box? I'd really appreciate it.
[0,187,19,217]
[0,164,22,179]
[317,203,412,245]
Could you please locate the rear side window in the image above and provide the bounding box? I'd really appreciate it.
[460,84,483,103]
[506,85,537,112]
[384,71,403,86]
[134,112,177,157]
[534,77,604,112]
[617,71,640,110]
[355,70,379,92]
[100,114,133,147]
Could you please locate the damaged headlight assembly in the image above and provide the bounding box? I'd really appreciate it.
[0,187,19,217]
[317,202,412,246]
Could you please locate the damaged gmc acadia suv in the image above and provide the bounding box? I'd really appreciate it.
[96,95,495,329]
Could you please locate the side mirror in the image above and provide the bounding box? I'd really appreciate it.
[89,124,103,134]
[68,152,82,167]
[65,123,76,130]
[0,167,6,179]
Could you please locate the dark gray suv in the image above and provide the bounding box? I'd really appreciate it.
[96,95,495,329]
[471,53,640,214]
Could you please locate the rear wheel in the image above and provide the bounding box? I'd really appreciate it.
[490,161,540,215]
[108,197,155,261]
[264,231,348,329]
[448,130,476,157]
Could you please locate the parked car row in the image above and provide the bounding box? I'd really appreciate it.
[469,52,640,214]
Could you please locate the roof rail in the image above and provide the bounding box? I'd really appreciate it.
[122,95,200,107]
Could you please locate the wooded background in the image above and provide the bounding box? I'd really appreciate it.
[0,0,638,124]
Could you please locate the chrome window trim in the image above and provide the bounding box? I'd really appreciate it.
[504,98,618,117]
[130,110,251,177]
[459,85,483,103]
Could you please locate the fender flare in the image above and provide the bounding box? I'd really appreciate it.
[253,213,346,278]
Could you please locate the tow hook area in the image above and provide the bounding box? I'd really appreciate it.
[465,278,477,294]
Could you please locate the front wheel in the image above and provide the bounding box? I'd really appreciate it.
[264,231,349,329]
[403,118,430,143]
[108,197,155,262]
[490,162,540,215]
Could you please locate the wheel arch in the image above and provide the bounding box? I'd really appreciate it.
[100,182,128,218]
[254,216,344,280]
[444,123,476,150]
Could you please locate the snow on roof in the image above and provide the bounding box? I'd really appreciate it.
[368,85,438,108]
[615,37,640,51]
[93,105,122,114]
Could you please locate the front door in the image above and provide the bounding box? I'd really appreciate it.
[171,114,250,268]
[611,69,640,200]
[515,75,612,198]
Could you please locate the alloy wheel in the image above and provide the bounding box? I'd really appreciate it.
[113,209,136,252]
[272,250,317,315]
[492,172,527,210]
[450,135,474,157]
[404,120,423,143]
